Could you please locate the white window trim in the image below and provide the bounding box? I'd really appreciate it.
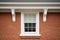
[20,11,40,36]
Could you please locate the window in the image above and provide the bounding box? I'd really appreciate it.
[20,12,40,36]
[24,13,36,32]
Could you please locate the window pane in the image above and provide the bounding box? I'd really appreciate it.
[29,28,32,32]
[24,23,28,28]
[32,28,36,32]
[25,28,29,32]
[33,23,36,27]
[24,13,36,23]
[29,23,31,27]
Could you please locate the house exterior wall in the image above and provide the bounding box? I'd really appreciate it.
[0,12,60,40]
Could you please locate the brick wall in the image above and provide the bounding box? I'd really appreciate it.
[0,12,60,40]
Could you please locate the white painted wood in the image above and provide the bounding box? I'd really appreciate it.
[0,2,60,4]
[43,15,46,22]
[20,12,24,35]
[43,9,48,22]
[20,34,41,36]
[36,11,40,35]
[11,9,16,22]
[0,6,60,9]
[44,9,48,15]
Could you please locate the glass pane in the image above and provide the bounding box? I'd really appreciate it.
[24,23,28,28]
[24,13,36,23]
[33,23,36,27]
[25,28,29,32]
[32,28,36,32]
[29,28,32,32]
[29,23,31,27]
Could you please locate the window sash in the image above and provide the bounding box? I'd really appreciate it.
[24,23,36,32]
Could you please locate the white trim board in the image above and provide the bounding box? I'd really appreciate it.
[0,2,60,4]
[0,6,60,9]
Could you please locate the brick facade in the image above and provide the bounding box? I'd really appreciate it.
[0,12,60,40]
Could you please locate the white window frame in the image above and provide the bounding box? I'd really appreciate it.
[20,11,40,36]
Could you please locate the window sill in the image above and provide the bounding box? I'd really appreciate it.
[20,34,41,36]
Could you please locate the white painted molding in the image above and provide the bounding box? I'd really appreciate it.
[0,6,60,9]
[11,9,16,22]
[43,8,48,22]
[20,12,24,35]
[0,2,60,4]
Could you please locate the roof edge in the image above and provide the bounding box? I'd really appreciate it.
[0,2,60,4]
